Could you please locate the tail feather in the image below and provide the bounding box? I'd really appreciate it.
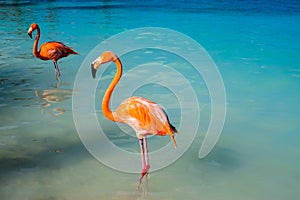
[169,122,177,148]
[171,134,177,148]
[68,47,78,55]
[170,123,178,133]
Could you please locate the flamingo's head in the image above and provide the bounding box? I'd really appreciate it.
[27,23,38,39]
[91,51,118,79]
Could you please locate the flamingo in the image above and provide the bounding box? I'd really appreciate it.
[91,51,177,178]
[27,23,78,79]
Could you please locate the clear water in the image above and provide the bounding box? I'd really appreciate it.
[1,0,300,199]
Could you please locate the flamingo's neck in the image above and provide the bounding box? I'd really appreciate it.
[33,26,41,58]
[102,58,122,122]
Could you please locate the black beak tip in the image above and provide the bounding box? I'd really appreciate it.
[91,64,96,79]
[28,33,32,39]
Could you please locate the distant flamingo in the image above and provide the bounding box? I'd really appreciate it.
[27,23,78,79]
[91,51,177,178]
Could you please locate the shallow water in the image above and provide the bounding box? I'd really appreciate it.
[1,1,300,200]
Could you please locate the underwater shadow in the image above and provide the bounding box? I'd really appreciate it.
[200,146,242,171]
[0,138,87,174]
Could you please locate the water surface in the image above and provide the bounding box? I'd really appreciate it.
[0,1,300,199]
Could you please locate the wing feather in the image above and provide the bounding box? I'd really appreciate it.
[116,97,176,136]
[39,42,76,60]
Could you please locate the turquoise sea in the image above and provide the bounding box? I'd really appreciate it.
[1,0,300,199]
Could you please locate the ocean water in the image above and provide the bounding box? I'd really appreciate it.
[0,0,300,200]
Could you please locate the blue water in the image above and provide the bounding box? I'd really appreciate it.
[1,0,300,199]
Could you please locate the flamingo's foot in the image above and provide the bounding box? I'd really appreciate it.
[141,164,150,177]
[137,165,150,191]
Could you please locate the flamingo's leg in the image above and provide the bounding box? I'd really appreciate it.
[143,137,150,173]
[138,138,145,189]
[138,137,150,189]
[139,138,146,173]
[53,61,60,79]
[139,137,150,177]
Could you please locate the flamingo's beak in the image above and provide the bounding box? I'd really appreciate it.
[91,57,102,79]
[91,64,97,79]
[27,27,33,39]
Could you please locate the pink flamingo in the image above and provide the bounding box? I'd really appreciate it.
[27,23,78,79]
[91,51,177,178]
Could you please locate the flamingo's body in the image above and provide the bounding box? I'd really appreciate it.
[115,96,177,142]
[91,51,177,177]
[27,23,78,79]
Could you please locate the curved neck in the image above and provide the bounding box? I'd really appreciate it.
[33,26,41,58]
[102,58,122,122]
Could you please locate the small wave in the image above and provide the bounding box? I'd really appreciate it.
[0,121,36,131]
